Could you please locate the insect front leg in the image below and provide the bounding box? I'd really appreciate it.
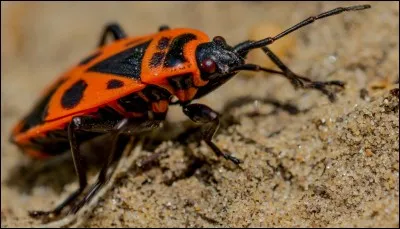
[183,103,241,165]
[98,23,127,47]
[260,46,345,102]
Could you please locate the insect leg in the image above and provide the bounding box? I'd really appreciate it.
[183,103,241,164]
[260,46,345,102]
[158,25,170,31]
[68,119,162,215]
[29,116,96,219]
[98,23,127,47]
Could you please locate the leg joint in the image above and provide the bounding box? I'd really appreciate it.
[183,103,219,124]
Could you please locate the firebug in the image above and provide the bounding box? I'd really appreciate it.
[9,4,371,221]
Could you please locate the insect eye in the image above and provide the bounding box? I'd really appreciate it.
[200,58,216,74]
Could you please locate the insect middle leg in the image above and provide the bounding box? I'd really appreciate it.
[183,103,241,164]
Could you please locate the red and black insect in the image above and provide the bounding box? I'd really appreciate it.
[9,4,371,221]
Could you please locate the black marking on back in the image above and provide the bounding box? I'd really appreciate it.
[88,40,151,80]
[149,52,165,68]
[164,33,197,68]
[19,79,65,133]
[61,80,88,109]
[107,79,124,89]
[168,73,193,91]
[157,37,170,50]
[141,85,172,101]
[118,93,150,113]
[79,51,101,65]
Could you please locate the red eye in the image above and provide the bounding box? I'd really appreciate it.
[201,58,216,73]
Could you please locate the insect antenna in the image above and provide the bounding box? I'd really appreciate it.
[233,4,371,54]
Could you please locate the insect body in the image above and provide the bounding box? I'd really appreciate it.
[9,4,371,221]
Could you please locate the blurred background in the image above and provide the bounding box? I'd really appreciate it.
[1,1,398,227]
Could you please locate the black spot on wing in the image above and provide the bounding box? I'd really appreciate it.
[107,79,124,89]
[157,37,170,50]
[164,33,197,68]
[88,40,151,80]
[79,51,101,65]
[149,52,165,68]
[61,80,88,109]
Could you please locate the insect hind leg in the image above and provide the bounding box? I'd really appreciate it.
[28,116,162,222]
[28,116,91,220]
[67,119,162,216]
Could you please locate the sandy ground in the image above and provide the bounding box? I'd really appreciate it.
[1,1,399,228]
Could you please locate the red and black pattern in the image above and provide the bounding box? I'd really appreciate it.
[9,4,371,222]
